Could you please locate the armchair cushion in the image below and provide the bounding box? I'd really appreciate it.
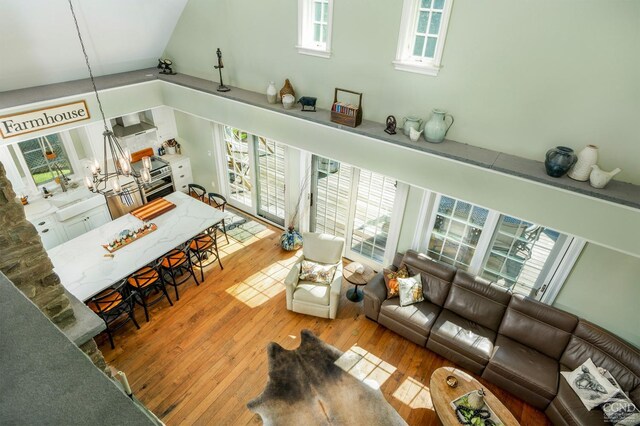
[293,281,331,305]
[298,260,337,284]
[302,232,344,264]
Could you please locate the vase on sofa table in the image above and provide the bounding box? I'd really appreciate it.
[280,227,303,251]
[568,144,598,181]
[544,146,576,177]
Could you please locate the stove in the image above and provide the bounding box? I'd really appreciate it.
[131,156,175,202]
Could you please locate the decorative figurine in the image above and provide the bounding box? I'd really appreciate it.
[214,48,230,92]
[157,58,176,75]
[384,115,397,135]
[298,96,317,112]
[280,79,295,99]
[282,94,295,110]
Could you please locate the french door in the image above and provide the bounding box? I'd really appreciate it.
[220,126,287,227]
[310,155,407,267]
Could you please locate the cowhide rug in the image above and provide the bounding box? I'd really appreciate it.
[247,329,407,425]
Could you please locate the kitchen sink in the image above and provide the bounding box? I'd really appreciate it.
[52,189,106,221]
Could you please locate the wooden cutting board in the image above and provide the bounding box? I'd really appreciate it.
[131,198,176,221]
[131,147,155,163]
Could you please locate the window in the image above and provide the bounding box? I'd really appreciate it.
[255,137,286,226]
[421,193,584,303]
[394,0,453,76]
[427,196,489,269]
[17,134,74,186]
[223,126,253,208]
[297,0,334,58]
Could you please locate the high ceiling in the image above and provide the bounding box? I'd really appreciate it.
[0,0,189,92]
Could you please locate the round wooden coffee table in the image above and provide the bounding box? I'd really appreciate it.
[343,262,375,302]
[430,367,520,426]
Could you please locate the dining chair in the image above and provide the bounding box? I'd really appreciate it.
[87,280,140,349]
[207,192,229,245]
[127,260,173,322]
[188,183,207,202]
[159,244,199,301]
[189,226,224,282]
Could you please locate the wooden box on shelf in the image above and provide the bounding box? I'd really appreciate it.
[330,88,362,128]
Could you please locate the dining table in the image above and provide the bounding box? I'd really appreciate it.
[48,191,229,302]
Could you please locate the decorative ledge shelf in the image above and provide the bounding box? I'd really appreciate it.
[1,68,639,211]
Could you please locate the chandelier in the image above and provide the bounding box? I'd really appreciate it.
[68,0,150,194]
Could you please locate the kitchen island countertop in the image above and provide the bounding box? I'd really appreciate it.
[49,191,228,301]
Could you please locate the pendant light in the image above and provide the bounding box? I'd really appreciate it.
[67,0,150,194]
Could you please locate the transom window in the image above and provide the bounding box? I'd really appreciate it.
[421,193,584,303]
[394,0,453,76]
[297,0,334,58]
[17,134,74,186]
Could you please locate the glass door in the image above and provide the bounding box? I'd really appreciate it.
[309,155,352,237]
[254,137,286,226]
[309,155,406,266]
[222,126,253,211]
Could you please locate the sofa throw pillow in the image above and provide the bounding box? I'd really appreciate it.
[382,264,409,299]
[598,367,640,426]
[561,358,620,411]
[397,274,424,307]
[298,260,337,284]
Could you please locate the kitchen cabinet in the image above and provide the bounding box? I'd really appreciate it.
[170,157,193,193]
[60,205,111,241]
[30,214,64,250]
[149,106,177,142]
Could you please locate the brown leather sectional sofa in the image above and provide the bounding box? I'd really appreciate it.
[364,250,640,425]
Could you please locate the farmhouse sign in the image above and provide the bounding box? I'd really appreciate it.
[0,100,90,139]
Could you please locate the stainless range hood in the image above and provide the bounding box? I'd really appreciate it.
[112,113,156,138]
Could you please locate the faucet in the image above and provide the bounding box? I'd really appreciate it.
[52,164,70,192]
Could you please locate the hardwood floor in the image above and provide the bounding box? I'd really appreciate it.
[99,216,551,426]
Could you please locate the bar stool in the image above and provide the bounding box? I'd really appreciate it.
[188,183,206,202]
[127,260,173,322]
[207,192,229,245]
[189,226,224,282]
[87,281,140,349]
[160,245,199,301]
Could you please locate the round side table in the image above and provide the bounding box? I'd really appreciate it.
[343,262,375,302]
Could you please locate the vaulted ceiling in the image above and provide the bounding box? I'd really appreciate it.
[0,0,189,92]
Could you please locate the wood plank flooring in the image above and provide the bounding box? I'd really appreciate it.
[99,215,551,426]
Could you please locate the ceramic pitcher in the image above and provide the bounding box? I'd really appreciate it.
[402,116,422,136]
[424,109,454,143]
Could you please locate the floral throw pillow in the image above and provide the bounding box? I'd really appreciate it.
[398,274,425,307]
[298,260,337,284]
[382,264,409,299]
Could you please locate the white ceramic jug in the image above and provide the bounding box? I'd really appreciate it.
[409,127,423,142]
[589,165,621,189]
[568,145,598,181]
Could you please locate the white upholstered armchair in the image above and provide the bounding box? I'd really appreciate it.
[284,232,345,319]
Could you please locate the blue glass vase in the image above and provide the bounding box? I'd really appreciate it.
[545,146,576,178]
[280,228,303,251]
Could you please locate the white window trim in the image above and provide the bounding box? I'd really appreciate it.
[12,131,82,195]
[393,0,454,76]
[414,191,585,304]
[297,0,334,59]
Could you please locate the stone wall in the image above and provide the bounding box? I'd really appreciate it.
[0,161,109,374]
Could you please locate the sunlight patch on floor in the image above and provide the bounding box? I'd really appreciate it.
[392,377,434,410]
[334,345,396,390]
[224,261,290,307]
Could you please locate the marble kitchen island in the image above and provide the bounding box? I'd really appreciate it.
[49,191,228,301]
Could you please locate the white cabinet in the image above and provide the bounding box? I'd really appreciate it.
[30,215,64,250]
[84,121,113,161]
[150,106,177,142]
[171,157,193,194]
[60,205,111,241]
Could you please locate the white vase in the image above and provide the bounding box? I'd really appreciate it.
[266,81,277,104]
[282,94,295,110]
[568,144,598,181]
